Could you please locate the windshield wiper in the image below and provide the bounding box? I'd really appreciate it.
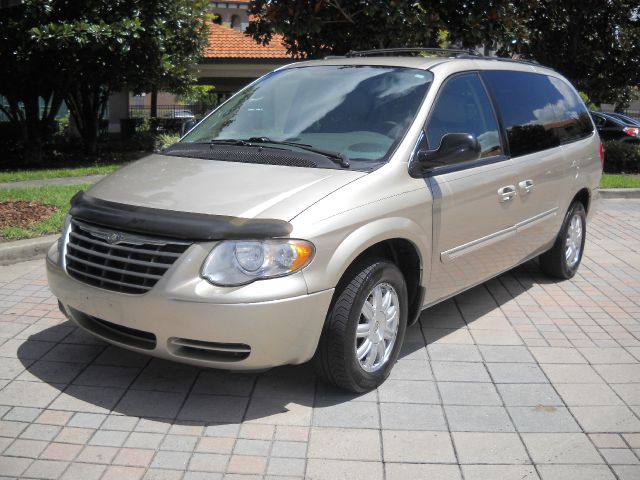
[245,137,350,168]
[209,138,251,146]
[207,137,350,168]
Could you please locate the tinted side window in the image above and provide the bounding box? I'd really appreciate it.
[426,73,502,160]
[605,118,620,128]
[483,71,594,158]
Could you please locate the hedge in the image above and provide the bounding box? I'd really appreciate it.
[603,140,640,174]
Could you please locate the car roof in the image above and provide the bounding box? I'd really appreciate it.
[605,112,640,125]
[278,55,560,77]
[591,111,630,126]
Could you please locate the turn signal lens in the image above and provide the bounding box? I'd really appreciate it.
[288,242,315,272]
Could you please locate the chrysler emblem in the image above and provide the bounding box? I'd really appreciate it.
[76,221,154,246]
[106,232,124,244]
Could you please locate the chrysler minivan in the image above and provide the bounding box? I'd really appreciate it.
[46,49,602,392]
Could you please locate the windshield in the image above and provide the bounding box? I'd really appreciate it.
[181,65,433,169]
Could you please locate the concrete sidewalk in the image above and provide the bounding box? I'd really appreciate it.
[0,175,106,190]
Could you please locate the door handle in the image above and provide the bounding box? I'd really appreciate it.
[518,179,534,194]
[497,185,516,202]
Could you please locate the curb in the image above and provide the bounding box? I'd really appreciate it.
[0,235,58,266]
[600,188,640,199]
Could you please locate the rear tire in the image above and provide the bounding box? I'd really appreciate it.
[539,201,586,279]
[313,259,408,393]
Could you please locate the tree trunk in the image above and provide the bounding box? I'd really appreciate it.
[0,91,62,166]
[22,96,44,165]
[0,95,28,154]
[150,86,158,118]
[66,82,108,161]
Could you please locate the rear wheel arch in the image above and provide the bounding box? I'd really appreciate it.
[571,188,591,214]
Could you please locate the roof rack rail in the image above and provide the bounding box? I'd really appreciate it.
[345,47,482,58]
[489,56,541,67]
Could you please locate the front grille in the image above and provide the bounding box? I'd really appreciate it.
[65,219,191,294]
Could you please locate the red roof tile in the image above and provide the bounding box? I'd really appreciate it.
[203,23,290,59]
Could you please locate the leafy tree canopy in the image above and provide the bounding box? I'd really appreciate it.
[0,0,210,159]
[247,1,639,108]
[246,1,527,58]
[0,2,68,162]
[523,0,640,107]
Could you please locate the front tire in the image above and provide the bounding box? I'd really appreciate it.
[539,201,586,279]
[313,259,408,393]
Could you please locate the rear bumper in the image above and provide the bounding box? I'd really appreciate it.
[46,243,333,370]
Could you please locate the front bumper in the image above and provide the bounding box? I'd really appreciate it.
[46,242,333,370]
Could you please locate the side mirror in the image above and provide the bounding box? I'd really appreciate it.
[181,119,197,136]
[409,133,481,176]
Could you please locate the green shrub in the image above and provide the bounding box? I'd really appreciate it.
[578,91,597,110]
[603,141,640,174]
[55,114,70,138]
[154,133,180,151]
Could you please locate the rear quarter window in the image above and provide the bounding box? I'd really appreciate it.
[482,71,594,158]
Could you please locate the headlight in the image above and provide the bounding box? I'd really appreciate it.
[201,239,315,286]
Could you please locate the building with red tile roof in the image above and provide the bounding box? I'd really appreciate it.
[203,22,289,60]
[198,21,293,93]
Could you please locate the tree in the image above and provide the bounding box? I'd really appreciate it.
[31,11,145,158]
[27,0,210,158]
[521,1,640,109]
[433,1,530,53]
[0,2,68,164]
[246,1,525,58]
[177,84,221,112]
[126,1,212,118]
[247,1,639,109]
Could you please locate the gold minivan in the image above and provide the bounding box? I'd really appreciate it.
[46,49,602,392]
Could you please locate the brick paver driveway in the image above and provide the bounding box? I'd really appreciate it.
[1,198,639,480]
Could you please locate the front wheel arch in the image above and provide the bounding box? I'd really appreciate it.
[331,237,424,327]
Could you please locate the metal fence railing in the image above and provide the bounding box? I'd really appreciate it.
[128,100,231,120]
[129,104,203,120]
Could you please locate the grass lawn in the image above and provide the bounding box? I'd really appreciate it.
[0,184,90,240]
[0,165,121,183]
[600,174,640,189]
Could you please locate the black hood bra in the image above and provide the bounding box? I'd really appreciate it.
[69,191,293,241]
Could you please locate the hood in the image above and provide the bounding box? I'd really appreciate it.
[87,154,366,221]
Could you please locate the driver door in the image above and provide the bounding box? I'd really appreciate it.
[424,73,523,304]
